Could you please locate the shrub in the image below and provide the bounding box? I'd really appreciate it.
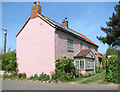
[2,50,17,72]
[75,70,81,78]
[18,73,26,79]
[33,74,39,80]
[87,73,92,77]
[29,76,34,80]
[80,73,83,77]
[2,74,9,80]
[52,70,73,82]
[39,74,50,81]
[29,73,50,81]
[106,56,119,83]
[96,67,104,74]
[102,55,107,69]
[54,56,76,82]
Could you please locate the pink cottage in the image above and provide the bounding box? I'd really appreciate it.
[16,2,100,77]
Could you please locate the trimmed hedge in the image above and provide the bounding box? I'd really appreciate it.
[106,56,119,84]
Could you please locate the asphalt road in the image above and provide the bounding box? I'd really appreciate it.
[2,80,118,90]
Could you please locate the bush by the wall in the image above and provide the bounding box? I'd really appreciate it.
[2,50,17,72]
[39,74,50,81]
[29,73,50,81]
[18,73,26,80]
[53,56,76,82]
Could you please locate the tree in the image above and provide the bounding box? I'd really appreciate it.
[102,55,107,69]
[1,49,17,73]
[97,2,120,48]
[106,46,119,56]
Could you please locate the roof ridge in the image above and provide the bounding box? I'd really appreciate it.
[42,15,98,47]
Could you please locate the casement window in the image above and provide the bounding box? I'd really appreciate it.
[75,60,84,70]
[80,60,84,69]
[80,43,83,49]
[86,60,94,69]
[67,38,73,51]
[75,61,79,69]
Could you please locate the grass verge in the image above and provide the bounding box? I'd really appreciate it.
[80,73,106,84]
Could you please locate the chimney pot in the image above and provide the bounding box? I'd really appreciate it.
[31,1,41,19]
[34,2,36,6]
[37,1,40,5]
[65,18,67,21]
[62,18,68,28]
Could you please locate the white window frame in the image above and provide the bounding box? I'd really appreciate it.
[86,59,94,70]
[74,59,85,70]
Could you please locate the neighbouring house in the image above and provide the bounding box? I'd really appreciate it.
[98,53,103,68]
[16,1,100,77]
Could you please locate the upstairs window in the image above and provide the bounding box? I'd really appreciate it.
[67,38,73,51]
[80,43,83,49]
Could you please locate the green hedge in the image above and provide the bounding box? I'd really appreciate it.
[106,56,119,84]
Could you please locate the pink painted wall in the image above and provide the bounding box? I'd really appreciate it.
[17,17,55,77]
[55,30,99,66]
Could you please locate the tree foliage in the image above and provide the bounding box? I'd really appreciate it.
[102,55,107,69]
[97,2,120,47]
[1,50,17,72]
[53,56,76,81]
[106,46,119,56]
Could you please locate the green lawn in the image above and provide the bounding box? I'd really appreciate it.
[80,73,106,84]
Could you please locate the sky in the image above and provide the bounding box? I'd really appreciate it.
[1,2,117,54]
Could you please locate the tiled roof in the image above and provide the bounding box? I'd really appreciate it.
[75,49,91,57]
[42,15,98,47]
[16,14,99,47]
[98,53,102,58]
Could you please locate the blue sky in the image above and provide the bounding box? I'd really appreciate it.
[2,2,117,54]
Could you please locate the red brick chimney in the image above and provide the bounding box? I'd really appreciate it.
[62,18,68,28]
[31,1,41,19]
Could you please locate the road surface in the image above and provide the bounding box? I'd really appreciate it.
[2,80,118,90]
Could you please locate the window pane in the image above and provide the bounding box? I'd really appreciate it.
[80,60,84,69]
[80,43,83,49]
[67,38,73,51]
[75,61,79,69]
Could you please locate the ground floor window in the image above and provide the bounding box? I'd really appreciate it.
[75,61,79,69]
[86,60,94,69]
[75,58,94,70]
[75,60,84,70]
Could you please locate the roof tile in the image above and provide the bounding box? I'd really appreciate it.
[76,49,91,56]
